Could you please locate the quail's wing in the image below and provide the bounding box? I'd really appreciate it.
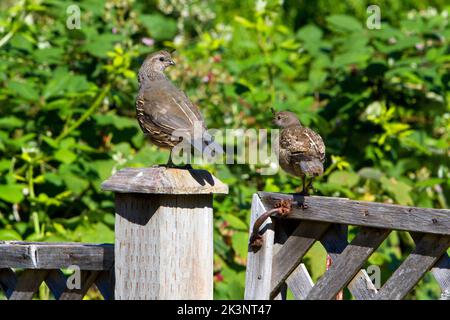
[141,82,206,135]
[302,127,325,161]
[281,127,325,162]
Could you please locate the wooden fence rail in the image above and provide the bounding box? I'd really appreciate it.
[245,192,450,300]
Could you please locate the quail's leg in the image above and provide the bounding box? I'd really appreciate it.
[166,150,176,168]
[307,178,314,193]
[300,176,309,196]
[298,176,309,209]
[165,151,193,169]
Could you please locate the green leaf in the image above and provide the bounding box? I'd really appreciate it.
[93,114,137,129]
[76,222,114,243]
[82,34,125,58]
[297,24,323,43]
[140,14,178,41]
[54,149,77,164]
[326,15,363,33]
[380,176,413,205]
[231,231,248,259]
[358,167,384,181]
[221,213,247,230]
[0,116,24,129]
[0,184,25,203]
[0,229,22,240]
[42,68,72,99]
[33,47,64,64]
[7,81,40,101]
[328,171,360,188]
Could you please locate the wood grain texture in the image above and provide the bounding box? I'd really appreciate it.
[101,167,228,194]
[376,234,450,300]
[0,241,113,270]
[9,269,48,300]
[259,192,450,235]
[347,271,378,300]
[244,194,275,300]
[306,227,390,300]
[285,263,314,300]
[410,232,450,298]
[270,220,329,297]
[114,192,213,300]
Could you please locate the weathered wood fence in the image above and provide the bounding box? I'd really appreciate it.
[245,192,450,300]
[1,171,449,300]
[0,167,228,300]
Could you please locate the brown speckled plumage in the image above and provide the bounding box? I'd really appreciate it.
[274,110,325,193]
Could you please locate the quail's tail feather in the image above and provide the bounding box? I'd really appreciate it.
[300,159,323,177]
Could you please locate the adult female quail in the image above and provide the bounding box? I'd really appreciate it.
[136,50,220,166]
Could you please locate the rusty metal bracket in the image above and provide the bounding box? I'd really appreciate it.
[249,199,293,252]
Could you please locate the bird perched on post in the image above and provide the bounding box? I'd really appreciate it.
[273,110,325,195]
[135,50,220,166]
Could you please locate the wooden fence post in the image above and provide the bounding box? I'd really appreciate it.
[101,167,228,300]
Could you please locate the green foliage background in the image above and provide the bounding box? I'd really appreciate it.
[0,0,449,299]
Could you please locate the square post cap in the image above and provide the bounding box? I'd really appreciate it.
[101,167,228,194]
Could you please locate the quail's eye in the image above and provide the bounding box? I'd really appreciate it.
[159,57,165,62]
[278,116,281,120]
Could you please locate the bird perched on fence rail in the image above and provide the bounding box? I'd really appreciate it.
[135,50,221,166]
[273,109,325,195]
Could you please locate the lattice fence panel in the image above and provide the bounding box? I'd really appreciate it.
[245,192,450,300]
[0,268,114,300]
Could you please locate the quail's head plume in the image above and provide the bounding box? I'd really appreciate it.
[135,50,222,166]
[273,110,325,195]
[138,50,175,83]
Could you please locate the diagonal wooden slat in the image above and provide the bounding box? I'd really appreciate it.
[320,224,378,299]
[285,263,314,300]
[376,234,450,300]
[410,232,450,299]
[63,271,99,300]
[44,269,67,299]
[270,220,330,297]
[306,227,390,300]
[45,269,100,300]
[95,269,115,300]
[9,269,48,300]
[0,268,17,299]
[272,220,290,300]
[347,271,378,299]
[244,194,275,300]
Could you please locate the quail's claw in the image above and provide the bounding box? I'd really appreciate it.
[299,202,308,210]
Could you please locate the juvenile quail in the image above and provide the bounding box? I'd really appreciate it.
[136,50,220,165]
[273,110,325,195]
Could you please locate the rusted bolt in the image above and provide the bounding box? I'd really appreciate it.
[249,198,294,252]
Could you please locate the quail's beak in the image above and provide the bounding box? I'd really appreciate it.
[168,59,176,66]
